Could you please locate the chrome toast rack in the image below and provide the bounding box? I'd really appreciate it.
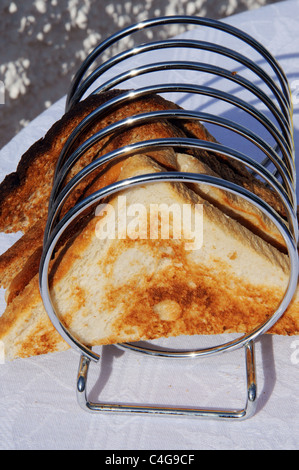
[39,16,298,419]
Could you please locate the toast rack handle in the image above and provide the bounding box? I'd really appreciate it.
[76,341,257,420]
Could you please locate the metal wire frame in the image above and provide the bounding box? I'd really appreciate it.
[40,170,298,361]
[45,112,297,242]
[68,38,290,120]
[65,16,292,114]
[57,85,296,190]
[65,15,296,176]
[75,340,257,419]
[39,16,298,419]
[40,171,298,419]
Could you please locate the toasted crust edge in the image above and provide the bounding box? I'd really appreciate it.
[0,90,125,227]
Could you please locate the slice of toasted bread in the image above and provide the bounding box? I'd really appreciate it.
[0,89,218,291]
[0,90,212,234]
[0,90,287,236]
[0,154,297,361]
[0,91,288,297]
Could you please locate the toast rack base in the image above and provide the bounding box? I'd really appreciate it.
[76,340,257,420]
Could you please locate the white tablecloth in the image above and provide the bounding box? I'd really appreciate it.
[0,0,299,450]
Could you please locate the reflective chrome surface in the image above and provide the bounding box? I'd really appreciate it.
[39,16,298,419]
[76,341,257,420]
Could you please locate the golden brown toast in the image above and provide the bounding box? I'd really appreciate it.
[0,154,298,361]
[0,91,297,361]
[0,89,286,234]
[0,91,287,294]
